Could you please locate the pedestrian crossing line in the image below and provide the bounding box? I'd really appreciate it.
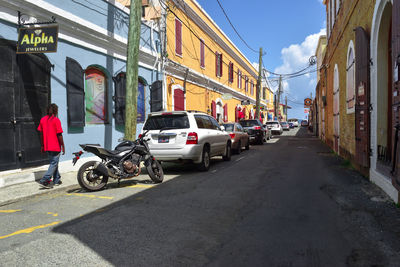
[65,193,114,200]
[0,209,21,213]
[0,221,60,240]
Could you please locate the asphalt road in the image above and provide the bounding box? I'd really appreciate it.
[1,127,400,266]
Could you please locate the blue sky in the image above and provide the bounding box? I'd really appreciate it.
[196,0,326,120]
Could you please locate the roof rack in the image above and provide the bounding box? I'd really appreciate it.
[186,110,206,113]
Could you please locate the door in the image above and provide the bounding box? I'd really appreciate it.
[0,39,50,171]
[174,88,185,111]
[392,0,400,186]
[355,27,371,169]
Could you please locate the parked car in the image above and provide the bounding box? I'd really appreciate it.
[288,119,299,127]
[301,120,309,127]
[265,121,283,135]
[239,120,266,145]
[142,111,232,171]
[288,122,295,129]
[222,122,250,154]
[281,121,290,131]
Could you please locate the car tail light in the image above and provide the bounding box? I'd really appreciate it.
[138,134,143,139]
[186,132,198,144]
[229,133,236,139]
[253,126,261,130]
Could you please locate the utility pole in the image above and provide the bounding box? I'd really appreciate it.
[255,47,262,121]
[125,0,142,140]
[285,95,288,121]
[277,75,282,121]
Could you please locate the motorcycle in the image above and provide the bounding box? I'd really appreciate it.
[72,131,163,191]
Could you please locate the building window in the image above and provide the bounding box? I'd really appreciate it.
[333,64,340,140]
[215,52,223,77]
[245,76,248,92]
[228,62,234,83]
[85,67,108,124]
[250,80,254,95]
[175,18,182,56]
[200,39,205,68]
[237,69,242,89]
[346,41,355,113]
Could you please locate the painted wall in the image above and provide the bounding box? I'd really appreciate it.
[0,0,161,165]
[324,0,375,158]
[165,0,260,115]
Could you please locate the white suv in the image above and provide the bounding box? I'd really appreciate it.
[141,111,232,171]
[265,121,283,135]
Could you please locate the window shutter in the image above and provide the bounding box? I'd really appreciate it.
[113,72,126,125]
[175,19,182,56]
[223,104,228,122]
[354,27,370,168]
[211,100,216,118]
[235,106,238,122]
[66,57,85,127]
[150,80,163,112]
[200,40,205,68]
[220,54,223,77]
[215,52,219,77]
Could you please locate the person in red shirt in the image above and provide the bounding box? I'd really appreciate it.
[238,107,245,121]
[37,103,65,188]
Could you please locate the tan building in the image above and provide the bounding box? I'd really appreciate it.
[322,0,400,203]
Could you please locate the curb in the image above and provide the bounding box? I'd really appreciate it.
[0,183,80,207]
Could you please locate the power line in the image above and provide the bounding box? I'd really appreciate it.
[215,0,260,54]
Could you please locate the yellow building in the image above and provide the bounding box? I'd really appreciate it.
[163,0,267,122]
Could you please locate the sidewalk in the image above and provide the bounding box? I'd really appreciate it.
[0,170,80,206]
[0,157,96,206]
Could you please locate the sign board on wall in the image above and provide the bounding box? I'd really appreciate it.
[304,98,312,107]
[17,25,59,53]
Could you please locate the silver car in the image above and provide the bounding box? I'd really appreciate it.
[142,111,232,171]
[222,122,250,154]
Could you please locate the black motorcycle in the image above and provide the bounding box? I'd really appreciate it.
[72,132,163,191]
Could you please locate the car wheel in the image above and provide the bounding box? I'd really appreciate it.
[223,142,232,161]
[245,139,250,150]
[197,146,210,171]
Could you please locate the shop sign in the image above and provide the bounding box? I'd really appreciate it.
[304,98,312,107]
[17,25,58,54]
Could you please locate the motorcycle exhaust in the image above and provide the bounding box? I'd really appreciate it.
[94,162,118,179]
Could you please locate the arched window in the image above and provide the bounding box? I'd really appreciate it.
[346,41,355,113]
[333,64,340,152]
[85,67,107,124]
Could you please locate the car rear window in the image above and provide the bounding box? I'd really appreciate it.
[266,122,279,126]
[143,114,190,130]
[239,120,258,127]
[223,124,234,132]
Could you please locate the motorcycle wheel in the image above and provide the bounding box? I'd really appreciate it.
[77,161,109,191]
[146,159,164,183]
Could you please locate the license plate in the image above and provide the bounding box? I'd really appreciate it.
[158,136,169,143]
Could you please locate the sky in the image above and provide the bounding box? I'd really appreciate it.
[196,0,327,120]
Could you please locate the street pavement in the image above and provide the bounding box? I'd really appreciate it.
[1,127,400,266]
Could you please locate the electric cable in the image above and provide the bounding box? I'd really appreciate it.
[215,0,260,54]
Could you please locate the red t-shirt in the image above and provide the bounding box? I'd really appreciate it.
[37,115,63,152]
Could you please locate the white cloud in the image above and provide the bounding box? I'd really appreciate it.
[272,28,326,119]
